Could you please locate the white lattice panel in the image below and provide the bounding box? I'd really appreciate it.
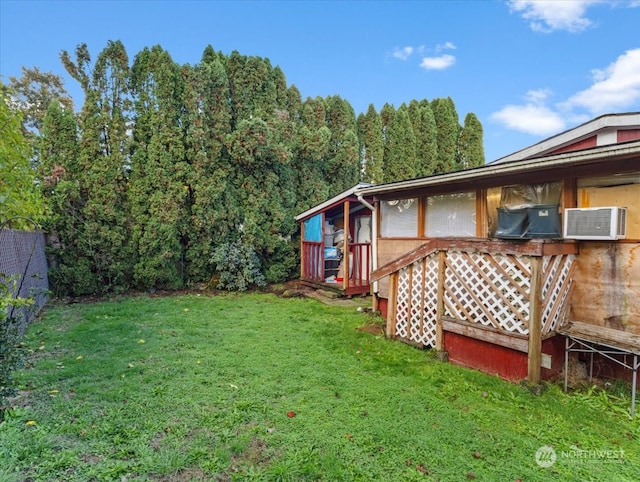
[444,252,530,334]
[390,248,576,348]
[421,256,439,347]
[393,255,439,347]
[408,260,425,343]
[541,254,575,334]
[395,267,411,339]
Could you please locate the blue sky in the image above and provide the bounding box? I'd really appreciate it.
[1,0,639,162]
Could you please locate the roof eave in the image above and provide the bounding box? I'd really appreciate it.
[295,182,375,221]
[358,140,640,198]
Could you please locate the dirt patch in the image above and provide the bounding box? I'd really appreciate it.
[80,453,103,464]
[149,468,210,482]
[357,323,386,336]
[228,436,273,476]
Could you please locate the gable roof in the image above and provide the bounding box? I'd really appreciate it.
[491,112,640,164]
[295,183,374,222]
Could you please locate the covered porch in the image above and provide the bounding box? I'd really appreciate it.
[296,184,374,297]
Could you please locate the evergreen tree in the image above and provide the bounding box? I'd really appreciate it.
[379,102,395,144]
[182,51,235,283]
[357,104,383,184]
[129,45,187,289]
[324,95,359,193]
[227,51,277,126]
[60,41,132,294]
[383,104,417,182]
[225,116,296,282]
[293,96,331,214]
[458,112,485,168]
[37,100,84,295]
[431,97,460,174]
[408,99,438,177]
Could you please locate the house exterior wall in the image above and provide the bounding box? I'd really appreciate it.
[370,171,638,384]
[376,238,424,299]
[578,183,640,238]
[571,243,640,334]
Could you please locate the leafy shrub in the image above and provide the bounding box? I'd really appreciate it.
[210,241,266,291]
[263,240,298,284]
[0,275,33,421]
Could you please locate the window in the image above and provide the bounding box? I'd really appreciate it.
[425,192,476,237]
[380,199,418,237]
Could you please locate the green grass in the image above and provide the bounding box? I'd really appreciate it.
[1,292,638,481]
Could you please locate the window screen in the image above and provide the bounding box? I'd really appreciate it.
[380,199,418,237]
[425,192,476,237]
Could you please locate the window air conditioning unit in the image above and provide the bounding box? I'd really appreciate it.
[563,207,627,240]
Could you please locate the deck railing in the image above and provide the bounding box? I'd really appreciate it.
[301,241,324,282]
[301,241,371,289]
[371,238,577,383]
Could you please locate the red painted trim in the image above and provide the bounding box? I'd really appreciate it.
[618,129,640,142]
[549,135,597,155]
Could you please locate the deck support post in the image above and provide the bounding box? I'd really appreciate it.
[386,272,398,338]
[528,256,543,384]
[436,251,446,351]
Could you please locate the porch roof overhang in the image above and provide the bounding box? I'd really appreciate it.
[295,182,375,222]
[358,140,640,201]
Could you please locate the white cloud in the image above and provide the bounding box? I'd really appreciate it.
[508,0,602,33]
[562,48,640,113]
[491,103,566,135]
[524,88,552,104]
[492,48,640,136]
[392,46,414,60]
[391,43,455,70]
[420,54,456,70]
[435,41,456,52]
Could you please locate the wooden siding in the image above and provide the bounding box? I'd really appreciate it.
[618,129,640,143]
[376,238,424,298]
[570,243,640,334]
[578,183,640,239]
[548,135,597,155]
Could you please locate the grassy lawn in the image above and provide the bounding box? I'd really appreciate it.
[1,292,639,481]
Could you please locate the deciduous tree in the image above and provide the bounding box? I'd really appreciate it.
[0,96,46,229]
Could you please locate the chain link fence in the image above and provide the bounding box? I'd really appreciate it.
[0,227,49,332]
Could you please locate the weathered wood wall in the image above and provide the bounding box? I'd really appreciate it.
[578,183,640,239]
[570,243,640,334]
[376,239,424,298]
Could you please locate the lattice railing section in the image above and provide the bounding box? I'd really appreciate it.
[444,251,532,334]
[541,254,575,334]
[394,256,439,347]
[392,249,575,343]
